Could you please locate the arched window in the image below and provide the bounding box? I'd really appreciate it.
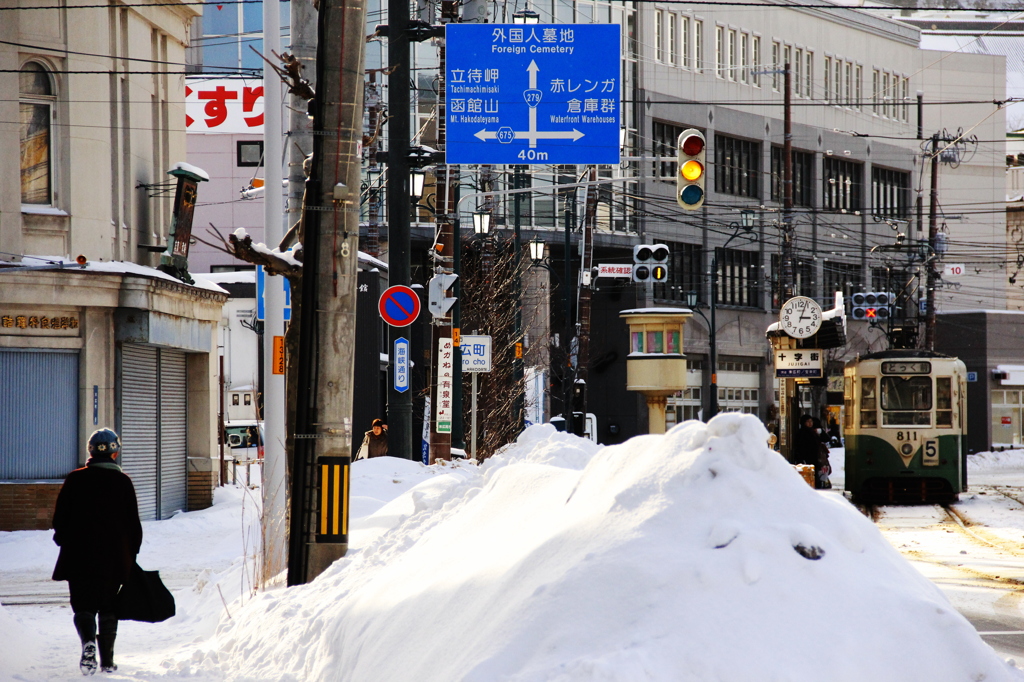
[20,62,55,205]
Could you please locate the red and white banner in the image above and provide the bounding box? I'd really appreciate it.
[185,78,264,134]
[597,263,633,278]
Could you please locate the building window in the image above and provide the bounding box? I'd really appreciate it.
[823,261,864,301]
[882,72,891,118]
[845,62,852,106]
[823,158,862,212]
[855,65,863,110]
[654,242,703,303]
[716,25,725,78]
[715,134,760,198]
[237,140,264,167]
[716,247,760,307]
[695,19,704,72]
[681,16,691,69]
[752,36,761,87]
[20,62,54,206]
[833,58,842,103]
[770,147,813,207]
[805,50,813,99]
[232,394,240,406]
[824,57,831,101]
[668,14,677,66]
[872,167,910,219]
[653,121,684,179]
[770,256,815,308]
[655,11,665,62]
[728,29,737,81]
[872,69,880,115]
[772,41,781,91]
[901,76,909,121]
[794,48,802,96]
[740,33,749,84]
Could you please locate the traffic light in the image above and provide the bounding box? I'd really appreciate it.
[633,244,670,283]
[428,273,458,317]
[851,292,893,321]
[676,129,706,211]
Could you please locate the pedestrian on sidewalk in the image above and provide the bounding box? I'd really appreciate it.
[52,428,142,675]
[356,418,389,459]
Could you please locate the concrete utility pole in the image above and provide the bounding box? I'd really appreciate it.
[288,0,368,585]
[925,132,940,350]
[262,0,288,584]
[575,166,598,428]
[778,62,797,462]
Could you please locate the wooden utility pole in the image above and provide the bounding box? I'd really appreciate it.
[288,0,368,585]
[574,166,598,427]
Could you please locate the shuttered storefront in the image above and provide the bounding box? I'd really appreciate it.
[119,344,187,520]
[0,349,78,480]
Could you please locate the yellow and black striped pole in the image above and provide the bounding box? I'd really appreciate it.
[315,456,350,545]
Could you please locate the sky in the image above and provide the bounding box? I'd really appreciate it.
[1,414,1023,681]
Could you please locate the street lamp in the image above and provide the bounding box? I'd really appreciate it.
[409,169,426,201]
[472,210,491,235]
[512,9,540,23]
[529,239,546,262]
[699,209,758,420]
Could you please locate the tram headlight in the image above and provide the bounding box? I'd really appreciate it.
[900,443,914,455]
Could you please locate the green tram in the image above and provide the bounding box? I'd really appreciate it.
[844,349,968,504]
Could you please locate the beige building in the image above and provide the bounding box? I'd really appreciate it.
[0,1,227,530]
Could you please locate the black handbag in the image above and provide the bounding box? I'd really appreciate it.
[115,562,176,623]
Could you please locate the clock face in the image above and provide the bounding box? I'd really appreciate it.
[780,296,823,339]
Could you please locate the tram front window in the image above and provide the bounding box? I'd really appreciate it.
[881,376,932,426]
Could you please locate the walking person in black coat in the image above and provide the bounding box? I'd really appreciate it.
[793,415,821,468]
[52,428,143,675]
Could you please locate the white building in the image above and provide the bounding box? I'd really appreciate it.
[0,1,227,529]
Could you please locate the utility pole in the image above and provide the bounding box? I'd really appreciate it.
[288,0,368,585]
[925,132,940,350]
[364,71,383,257]
[777,62,797,461]
[513,165,525,431]
[386,0,414,459]
[261,0,288,584]
[575,166,598,430]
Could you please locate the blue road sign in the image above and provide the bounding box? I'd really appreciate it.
[394,337,410,393]
[257,265,291,322]
[445,24,621,165]
[967,371,978,382]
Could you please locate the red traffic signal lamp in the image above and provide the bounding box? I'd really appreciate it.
[676,129,706,211]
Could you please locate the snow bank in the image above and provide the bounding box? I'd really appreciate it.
[189,416,1020,682]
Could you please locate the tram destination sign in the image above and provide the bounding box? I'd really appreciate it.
[444,23,621,165]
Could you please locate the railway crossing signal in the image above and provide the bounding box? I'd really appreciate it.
[851,292,894,321]
[632,244,669,283]
[676,129,706,210]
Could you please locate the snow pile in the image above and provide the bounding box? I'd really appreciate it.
[187,415,1019,682]
[969,448,1024,472]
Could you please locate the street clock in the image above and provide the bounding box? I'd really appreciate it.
[779,296,823,339]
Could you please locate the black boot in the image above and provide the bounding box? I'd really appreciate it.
[98,612,118,673]
[74,612,98,676]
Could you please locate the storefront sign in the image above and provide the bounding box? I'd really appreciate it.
[775,349,823,378]
[185,78,265,133]
[436,337,454,433]
[0,311,79,334]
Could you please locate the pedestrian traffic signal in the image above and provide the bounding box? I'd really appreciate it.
[633,243,670,283]
[428,273,458,317]
[851,292,894,321]
[676,129,706,211]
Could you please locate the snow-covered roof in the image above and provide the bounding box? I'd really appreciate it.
[170,161,210,181]
[0,256,228,294]
[619,306,693,315]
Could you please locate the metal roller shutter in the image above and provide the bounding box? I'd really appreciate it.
[120,344,159,520]
[0,350,78,480]
[159,350,188,517]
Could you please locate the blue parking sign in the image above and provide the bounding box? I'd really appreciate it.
[445,24,621,165]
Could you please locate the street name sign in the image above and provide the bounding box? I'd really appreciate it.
[461,335,493,373]
[445,24,621,165]
[775,349,823,379]
[394,337,410,393]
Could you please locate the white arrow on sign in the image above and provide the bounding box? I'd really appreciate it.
[473,60,586,149]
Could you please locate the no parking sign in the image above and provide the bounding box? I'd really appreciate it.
[378,285,421,327]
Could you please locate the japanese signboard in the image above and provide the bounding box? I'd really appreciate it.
[436,337,455,433]
[0,309,79,335]
[461,335,492,373]
[185,78,264,134]
[597,264,633,279]
[444,24,621,164]
[775,349,823,379]
[394,338,410,393]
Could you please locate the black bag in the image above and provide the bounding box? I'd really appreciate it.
[115,563,176,623]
